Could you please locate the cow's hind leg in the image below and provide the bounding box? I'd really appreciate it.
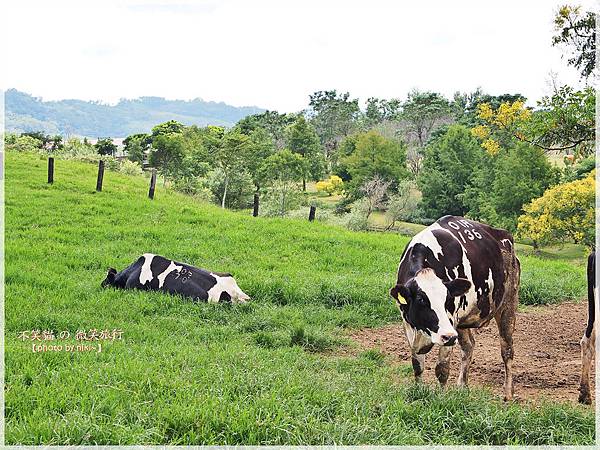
[435,345,453,387]
[578,327,595,404]
[495,306,516,401]
[456,328,475,387]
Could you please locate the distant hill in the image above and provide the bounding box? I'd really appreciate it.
[5,89,265,138]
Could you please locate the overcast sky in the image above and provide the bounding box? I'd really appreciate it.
[1,0,597,112]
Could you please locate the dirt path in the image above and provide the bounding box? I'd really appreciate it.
[349,302,594,405]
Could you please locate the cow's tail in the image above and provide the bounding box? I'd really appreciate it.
[585,251,595,338]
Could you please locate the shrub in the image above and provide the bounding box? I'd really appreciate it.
[260,186,303,217]
[102,156,121,172]
[346,198,370,231]
[5,134,43,153]
[315,175,344,195]
[118,159,143,176]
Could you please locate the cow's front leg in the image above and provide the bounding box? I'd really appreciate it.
[411,353,425,382]
[435,345,453,387]
[456,328,475,387]
[578,328,595,404]
[495,307,516,401]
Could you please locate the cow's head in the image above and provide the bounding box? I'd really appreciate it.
[218,275,251,304]
[390,268,471,346]
[101,268,117,288]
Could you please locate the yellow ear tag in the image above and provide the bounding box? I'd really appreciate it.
[396,293,407,305]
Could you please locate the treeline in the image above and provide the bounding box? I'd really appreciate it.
[5,5,595,248]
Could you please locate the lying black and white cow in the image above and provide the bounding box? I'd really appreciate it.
[578,251,595,404]
[101,253,250,303]
[390,215,520,401]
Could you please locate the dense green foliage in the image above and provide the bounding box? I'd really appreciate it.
[462,143,559,232]
[5,153,592,444]
[418,125,482,218]
[340,130,409,196]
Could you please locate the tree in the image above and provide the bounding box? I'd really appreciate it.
[518,170,595,248]
[123,133,151,164]
[552,5,596,79]
[488,143,560,230]
[528,86,595,157]
[258,149,305,216]
[399,90,454,176]
[418,125,483,218]
[307,90,360,169]
[461,142,559,232]
[209,129,250,208]
[285,116,325,190]
[236,111,297,149]
[364,97,401,128]
[472,87,595,157]
[454,90,526,128]
[360,175,391,219]
[179,126,211,180]
[386,180,419,228]
[151,120,185,138]
[203,167,255,209]
[95,138,117,156]
[341,130,409,197]
[149,133,186,185]
[240,128,276,192]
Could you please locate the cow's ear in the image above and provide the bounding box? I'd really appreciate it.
[390,284,411,305]
[106,268,117,281]
[444,278,471,297]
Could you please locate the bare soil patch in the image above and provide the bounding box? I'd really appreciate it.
[349,301,594,405]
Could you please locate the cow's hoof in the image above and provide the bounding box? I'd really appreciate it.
[503,393,516,402]
[578,387,592,405]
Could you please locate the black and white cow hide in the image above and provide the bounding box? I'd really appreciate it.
[578,251,596,404]
[101,253,250,304]
[390,215,520,401]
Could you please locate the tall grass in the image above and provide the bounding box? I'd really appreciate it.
[4,153,593,445]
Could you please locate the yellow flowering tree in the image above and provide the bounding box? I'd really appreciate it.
[470,100,531,156]
[315,175,344,196]
[471,86,595,158]
[517,170,595,249]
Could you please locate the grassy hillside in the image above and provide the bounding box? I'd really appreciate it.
[5,153,593,445]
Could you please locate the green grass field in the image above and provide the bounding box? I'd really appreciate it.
[5,152,594,445]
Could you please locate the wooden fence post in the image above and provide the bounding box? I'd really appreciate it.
[308,205,316,222]
[47,157,54,184]
[96,160,105,192]
[148,168,157,199]
[253,193,259,217]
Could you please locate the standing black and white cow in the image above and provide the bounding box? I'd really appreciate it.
[578,251,595,404]
[101,253,250,303]
[390,215,520,401]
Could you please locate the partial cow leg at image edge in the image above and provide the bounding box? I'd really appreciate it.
[435,344,453,386]
[578,327,595,405]
[495,307,516,401]
[456,328,475,387]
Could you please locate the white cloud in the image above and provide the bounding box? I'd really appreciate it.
[1,0,596,111]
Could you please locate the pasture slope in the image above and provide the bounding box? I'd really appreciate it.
[5,152,594,445]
